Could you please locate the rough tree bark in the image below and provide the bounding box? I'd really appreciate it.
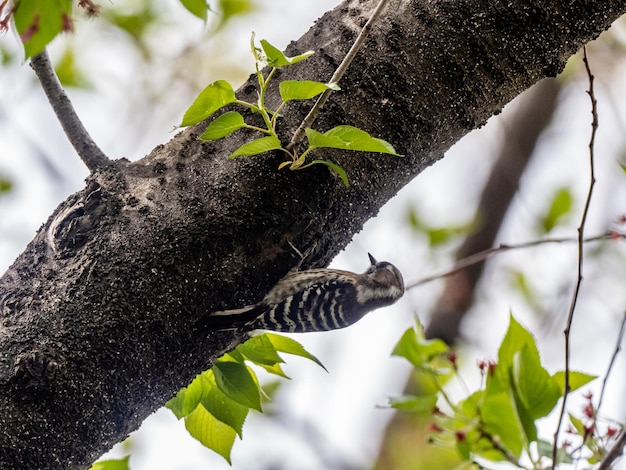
[0,0,624,468]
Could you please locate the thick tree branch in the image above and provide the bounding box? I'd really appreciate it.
[30,49,111,173]
[2,0,626,467]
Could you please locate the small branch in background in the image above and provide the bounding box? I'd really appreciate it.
[598,427,626,470]
[551,45,598,469]
[287,0,390,150]
[29,49,110,173]
[405,232,622,290]
[594,310,626,435]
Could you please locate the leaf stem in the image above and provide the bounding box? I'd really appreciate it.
[287,0,391,150]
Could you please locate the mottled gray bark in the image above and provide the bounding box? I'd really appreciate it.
[1,0,624,467]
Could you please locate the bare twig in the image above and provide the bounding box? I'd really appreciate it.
[405,232,622,290]
[594,310,626,434]
[598,427,626,470]
[287,0,390,150]
[30,49,110,173]
[551,46,598,469]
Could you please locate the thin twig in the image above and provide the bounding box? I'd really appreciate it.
[594,311,626,432]
[287,0,390,150]
[404,232,621,290]
[551,46,598,470]
[598,427,626,470]
[29,49,110,172]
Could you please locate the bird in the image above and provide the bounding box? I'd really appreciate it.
[195,253,404,334]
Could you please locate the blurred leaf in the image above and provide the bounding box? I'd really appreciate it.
[260,39,313,67]
[508,270,537,309]
[552,371,596,394]
[265,333,327,371]
[305,126,402,155]
[568,413,586,435]
[102,0,158,49]
[14,0,72,58]
[54,47,90,88]
[185,405,236,464]
[279,80,339,102]
[165,372,204,419]
[405,205,472,246]
[213,361,262,411]
[181,80,236,127]
[89,456,130,470]
[0,175,12,194]
[200,372,249,437]
[388,394,438,412]
[540,187,573,234]
[392,323,449,370]
[180,0,209,21]
[214,0,255,31]
[200,111,246,141]
[229,136,282,158]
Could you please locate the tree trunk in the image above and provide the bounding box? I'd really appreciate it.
[0,0,624,467]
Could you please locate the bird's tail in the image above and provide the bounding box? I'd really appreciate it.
[194,304,265,335]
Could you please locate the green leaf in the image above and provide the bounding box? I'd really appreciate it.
[260,39,314,67]
[512,344,562,420]
[305,126,402,155]
[302,160,349,187]
[392,324,449,370]
[200,372,249,437]
[552,370,597,393]
[229,136,283,158]
[488,314,537,396]
[181,80,236,127]
[236,334,285,366]
[279,80,339,102]
[200,111,246,141]
[256,362,290,379]
[388,394,438,412]
[213,361,262,411]
[480,392,525,459]
[89,456,130,470]
[185,405,237,464]
[14,0,72,58]
[165,372,204,419]
[180,0,209,20]
[265,333,327,371]
[540,187,573,234]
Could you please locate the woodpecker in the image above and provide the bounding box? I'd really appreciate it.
[196,253,404,334]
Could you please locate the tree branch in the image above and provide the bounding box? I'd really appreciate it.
[29,49,111,173]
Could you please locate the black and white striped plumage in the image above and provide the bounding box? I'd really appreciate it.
[196,253,404,334]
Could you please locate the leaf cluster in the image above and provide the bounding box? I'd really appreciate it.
[391,315,597,469]
[165,333,325,464]
[181,34,402,186]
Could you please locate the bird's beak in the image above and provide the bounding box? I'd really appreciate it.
[368,253,377,265]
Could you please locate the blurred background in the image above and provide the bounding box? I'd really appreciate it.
[1,1,626,468]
